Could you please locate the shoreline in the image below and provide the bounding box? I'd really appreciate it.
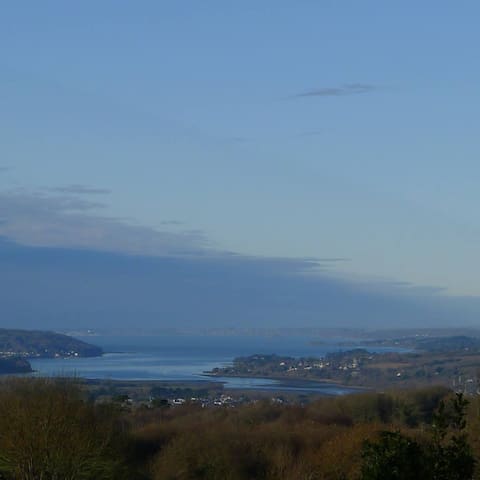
[6,373,367,395]
[202,372,368,392]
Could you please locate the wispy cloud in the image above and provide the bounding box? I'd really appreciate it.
[0,187,350,267]
[0,189,209,256]
[228,137,249,144]
[46,184,111,195]
[298,130,324,137]
[1,188,479,330]
[160,220,184,226]
[293,83,378,98]
[0,166,11,173]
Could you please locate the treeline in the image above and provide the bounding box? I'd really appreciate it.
[0,378,478,479]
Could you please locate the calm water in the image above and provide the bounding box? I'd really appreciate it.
[29,335,393,395]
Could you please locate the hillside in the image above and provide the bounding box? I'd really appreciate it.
[0,356,32,374]
[0,329,103,358]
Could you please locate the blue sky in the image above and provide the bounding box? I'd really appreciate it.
[1,2,480,328]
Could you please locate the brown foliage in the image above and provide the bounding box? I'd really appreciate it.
[0,378,126,480]
[0,380,460,480]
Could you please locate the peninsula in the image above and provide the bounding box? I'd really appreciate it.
[0,328,103,374]
[207,335,480,392]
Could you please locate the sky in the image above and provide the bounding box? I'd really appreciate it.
[1,2,480,329]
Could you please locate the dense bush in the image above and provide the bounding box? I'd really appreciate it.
[360,394,475,480]
[0,379,477,479]
[0,378,132,480]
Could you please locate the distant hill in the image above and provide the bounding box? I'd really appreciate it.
[0,329,103,358]
[415,335,480,353]
[363,335,480,354]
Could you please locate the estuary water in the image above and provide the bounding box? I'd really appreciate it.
[28,334,393,395]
